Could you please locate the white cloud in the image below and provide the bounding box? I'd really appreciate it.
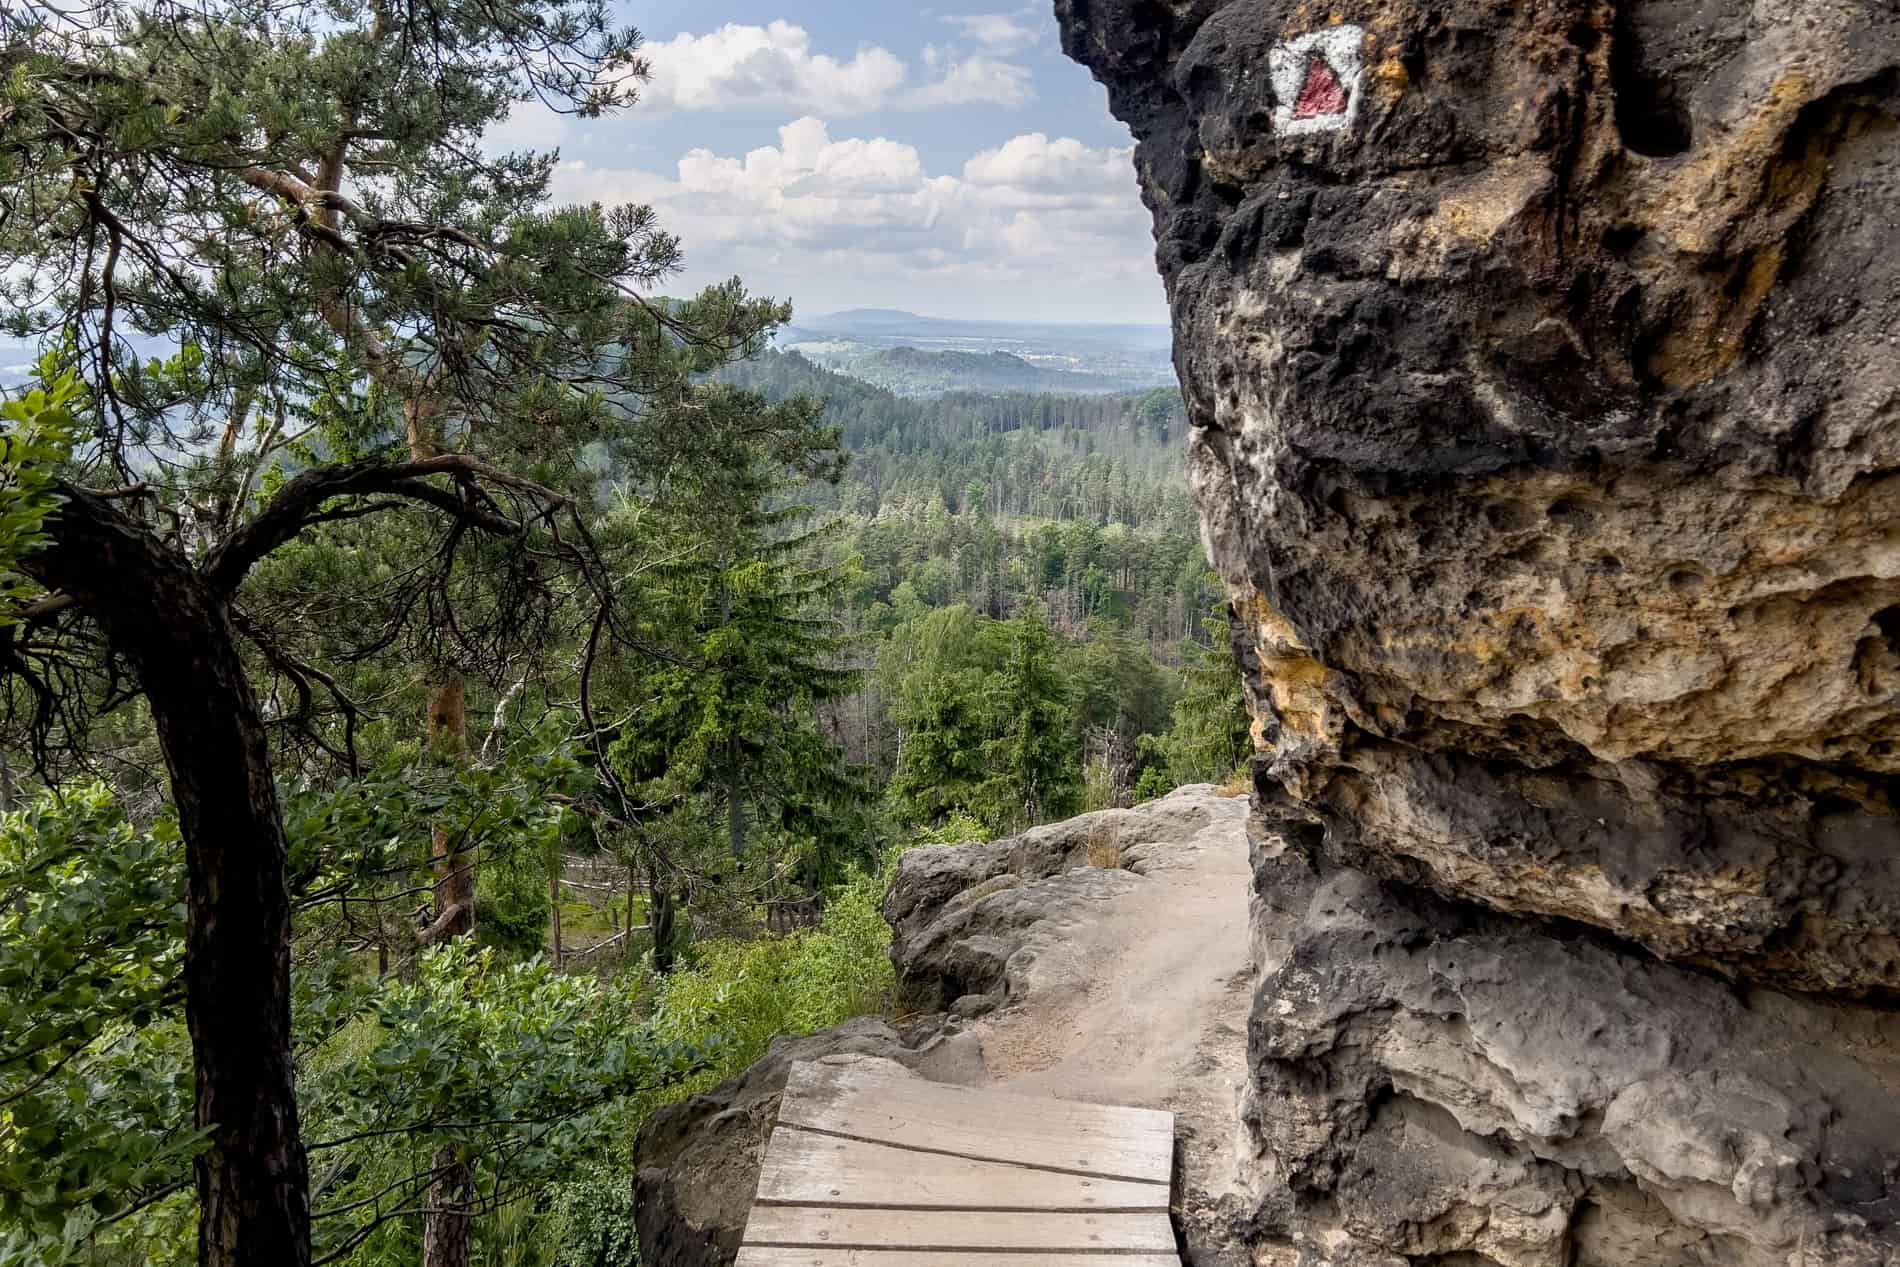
[636,22,1034,115]
[543,119,1158,320]
[939,13,1044,54]
[963,133,1132,193]
[909,51,1035,108]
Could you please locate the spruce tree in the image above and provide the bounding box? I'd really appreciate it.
[611,401,868,927]
[979,604,1081,832]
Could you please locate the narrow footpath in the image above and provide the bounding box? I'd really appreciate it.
[968,791,1255,1237]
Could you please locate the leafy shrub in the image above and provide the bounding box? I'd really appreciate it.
[538,856,907,1264]
[647,861,899,1095]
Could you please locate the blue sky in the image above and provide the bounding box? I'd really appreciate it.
[489,3,1167,324]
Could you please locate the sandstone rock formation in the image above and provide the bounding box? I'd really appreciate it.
[1054,0,1900,1262]
[885,788,1221,1013]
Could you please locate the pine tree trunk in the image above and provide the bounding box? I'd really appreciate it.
[421,679,475,1263]
[407,403,477,1267]
[30,491,312,1267]
[727,739,746,861]
[426,681,474,937]
[421,1146,473,1267]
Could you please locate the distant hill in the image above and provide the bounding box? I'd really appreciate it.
[778,309,1176,398]
[797,309,1172,347]
[716,349,1197,536]
[799,308,936,333]
[840,347,1151,398]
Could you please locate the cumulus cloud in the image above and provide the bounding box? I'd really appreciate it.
[962,133,1133,193]
[544,119,1157,318]
[910,50,1035,108]
[938,13,1044,54]
[638,22,1033,115]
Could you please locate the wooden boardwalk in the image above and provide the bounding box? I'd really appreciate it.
[737,1059,1180,1267]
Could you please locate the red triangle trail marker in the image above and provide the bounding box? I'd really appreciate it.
[1269,26,1365,136]
[1292,55,1349,120]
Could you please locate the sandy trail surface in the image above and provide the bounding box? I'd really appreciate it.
[969,792,1254,1218]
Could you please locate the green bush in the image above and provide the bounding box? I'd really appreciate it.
[539,852,916,1265]
[647,860,900,1094]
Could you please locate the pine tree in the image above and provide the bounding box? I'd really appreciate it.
[0,5,822,1260]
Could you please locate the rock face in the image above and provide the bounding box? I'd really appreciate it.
[1055,0,1900,1263]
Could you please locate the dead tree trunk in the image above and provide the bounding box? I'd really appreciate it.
[648,869,678,975]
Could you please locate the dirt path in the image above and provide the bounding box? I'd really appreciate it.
[969,789,1254,1218]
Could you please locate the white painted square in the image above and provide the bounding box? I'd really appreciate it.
[1269,26,1367,137]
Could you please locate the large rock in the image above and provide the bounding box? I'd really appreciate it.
[884,786,1223,1012]
[1055,0,1900,1262]
[1242,832,1900,1266]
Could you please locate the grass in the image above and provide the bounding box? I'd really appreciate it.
[1217,766,1253,798]
[958,874,1021,904]
[1085,821,1123,869]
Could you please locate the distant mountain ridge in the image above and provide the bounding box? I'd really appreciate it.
[841,347,1149,397]
[799,308,1173,343]
[778,307,1176,399]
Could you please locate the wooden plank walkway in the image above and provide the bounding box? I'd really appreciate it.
[737,1059,1180,1267]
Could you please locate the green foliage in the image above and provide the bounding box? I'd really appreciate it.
[544,1162,639,1267]
[299,943,707,1267]
[608,437,870,899]
[0,786,195,1260]
[480,838,558,955]
[0,739,642,1266]
[645,860,901,1096]
[883,605,1085,834]
[979,605,1082,833]
[531,858,906,1267]
[0,365,81,623]
[1136,607,1253,797]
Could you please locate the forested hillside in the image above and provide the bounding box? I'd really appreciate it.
[719,350,1232,805]
[0,5,1247,1266]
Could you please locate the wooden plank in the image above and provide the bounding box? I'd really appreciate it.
[779,1061,1174,1184]
[738,1252,1179,1267]
[755,1128,1170,1211]
[742,1207,1177,1252]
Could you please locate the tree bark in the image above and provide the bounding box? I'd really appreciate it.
[402,339,476,1267]
[28,490,311,1267]
[426,679,474,941]
[549,865,563,968]
[648,869,677,975]
[726,738,745,862]
[420,1146,473,1267]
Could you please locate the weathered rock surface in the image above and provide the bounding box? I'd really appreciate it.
[1244,833,1900,1266]
[884,787,1223,1012]
[1056,0,1900,1262]
[631,1021,983,1267]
